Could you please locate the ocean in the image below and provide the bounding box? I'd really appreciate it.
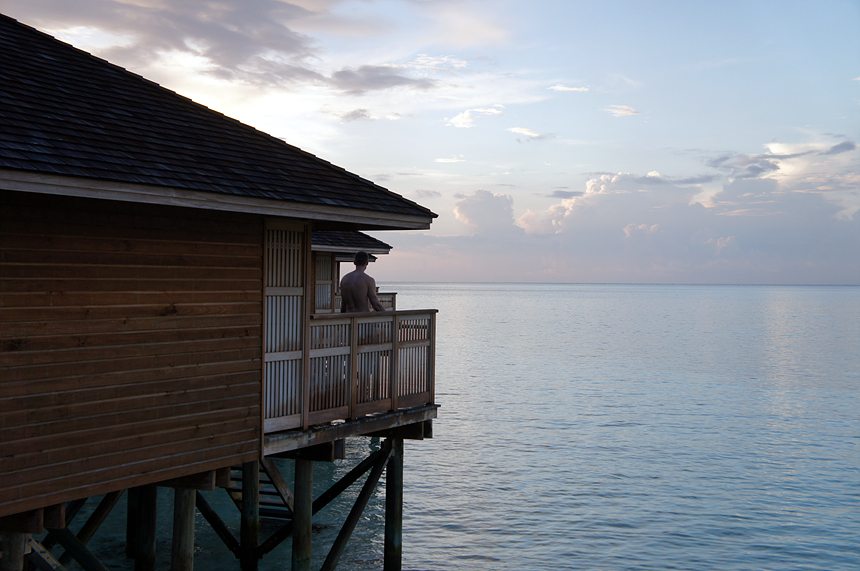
[73,283,859,570]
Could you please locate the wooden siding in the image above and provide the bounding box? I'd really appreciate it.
[0,190,264,517]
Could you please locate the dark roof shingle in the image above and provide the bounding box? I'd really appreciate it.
[0,14,436,221]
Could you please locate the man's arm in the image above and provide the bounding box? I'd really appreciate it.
[366,277,386,312]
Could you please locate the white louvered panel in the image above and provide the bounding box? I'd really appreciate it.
[264,223,305,425]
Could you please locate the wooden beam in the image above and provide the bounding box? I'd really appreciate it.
[171,489,195,571]
[160,470,217,491]
[58,491,122,568]
[384,438,404,571]
[0,509,42,534]
[291,458,313,571]
[194,492,239,557]
[46,527,110,571]
[273,441,341,462]
[125,488,139,558]
[259,457,294,513]
[264,404,437,456]
[24,535,68,571]
[134,485,157,571]
[240,462,259,571]
[367,421,430,441]
[319,441,392,571]
[312,446,387,516]
[0,532,26,571]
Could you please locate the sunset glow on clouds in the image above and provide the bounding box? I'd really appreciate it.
[4,0,858,283]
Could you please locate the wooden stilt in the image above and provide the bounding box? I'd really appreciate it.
[384,437,404,571]
[1,532,26,571]
[240,461,260,571]
[134,484,157,571]
[171,489,196,571]
[126,487,140,558]
[291,458,314,571]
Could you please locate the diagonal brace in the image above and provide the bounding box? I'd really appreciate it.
[320,440,393,571]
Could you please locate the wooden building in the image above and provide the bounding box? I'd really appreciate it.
[0,14,437,571]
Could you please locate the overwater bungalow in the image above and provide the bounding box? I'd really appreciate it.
[0,14,437,571]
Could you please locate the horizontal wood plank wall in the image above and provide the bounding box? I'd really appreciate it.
[0,190,264,517]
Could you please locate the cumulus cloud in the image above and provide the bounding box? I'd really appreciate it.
[549,84,589,92]
[454,189,520,236]
[446,105,504,128]
[623,223,660,237]
[708,236,737,254]
[706,138,859,219]
[604,105,642,117]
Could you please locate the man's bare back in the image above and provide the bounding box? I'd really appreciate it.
[340,252,386,313]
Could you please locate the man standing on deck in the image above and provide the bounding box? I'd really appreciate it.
[340,251,387,313]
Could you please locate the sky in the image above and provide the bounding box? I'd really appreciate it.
[4,0,859,284]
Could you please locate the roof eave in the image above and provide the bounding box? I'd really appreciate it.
[0,170,433,231]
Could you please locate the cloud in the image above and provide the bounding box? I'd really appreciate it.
[340,108,372,122]
[18,0,328,87]
[604,105,642,117]
[549,190,584,199]
[446,105,504,128]
[623,223,660,237]
[707,236,737,254]
[820,141,856,155]
[330,65,436,94]
[454,189,521,236]
[409,54,469,71]
[435,156,465,163]
[548,84,589,92]
[416,189,442,198]
[508,127,539,137]
[507,127,555,141]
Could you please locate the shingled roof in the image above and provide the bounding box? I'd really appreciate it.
[0,14,436,227]
[312,231,392,254]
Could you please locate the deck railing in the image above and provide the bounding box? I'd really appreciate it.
[263,309,436,433]
[329,292,396,313]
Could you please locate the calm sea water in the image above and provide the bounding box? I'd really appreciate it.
[74,284,859,570]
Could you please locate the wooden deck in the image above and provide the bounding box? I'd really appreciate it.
[263,309,437,434]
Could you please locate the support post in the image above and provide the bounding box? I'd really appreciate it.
[126,487,139,558]
[1,532,26,571]
[171,489,195,571]
[384,437,404,571]
[291,458,314,571]
[134,484,157,571]
[240,461,260,571]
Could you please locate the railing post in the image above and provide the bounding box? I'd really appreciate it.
[429,312,436,404]
[390,313,400,411]
[348,316,358,419]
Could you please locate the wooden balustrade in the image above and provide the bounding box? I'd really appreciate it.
[330,292,396,313]
[263,309,436,433]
